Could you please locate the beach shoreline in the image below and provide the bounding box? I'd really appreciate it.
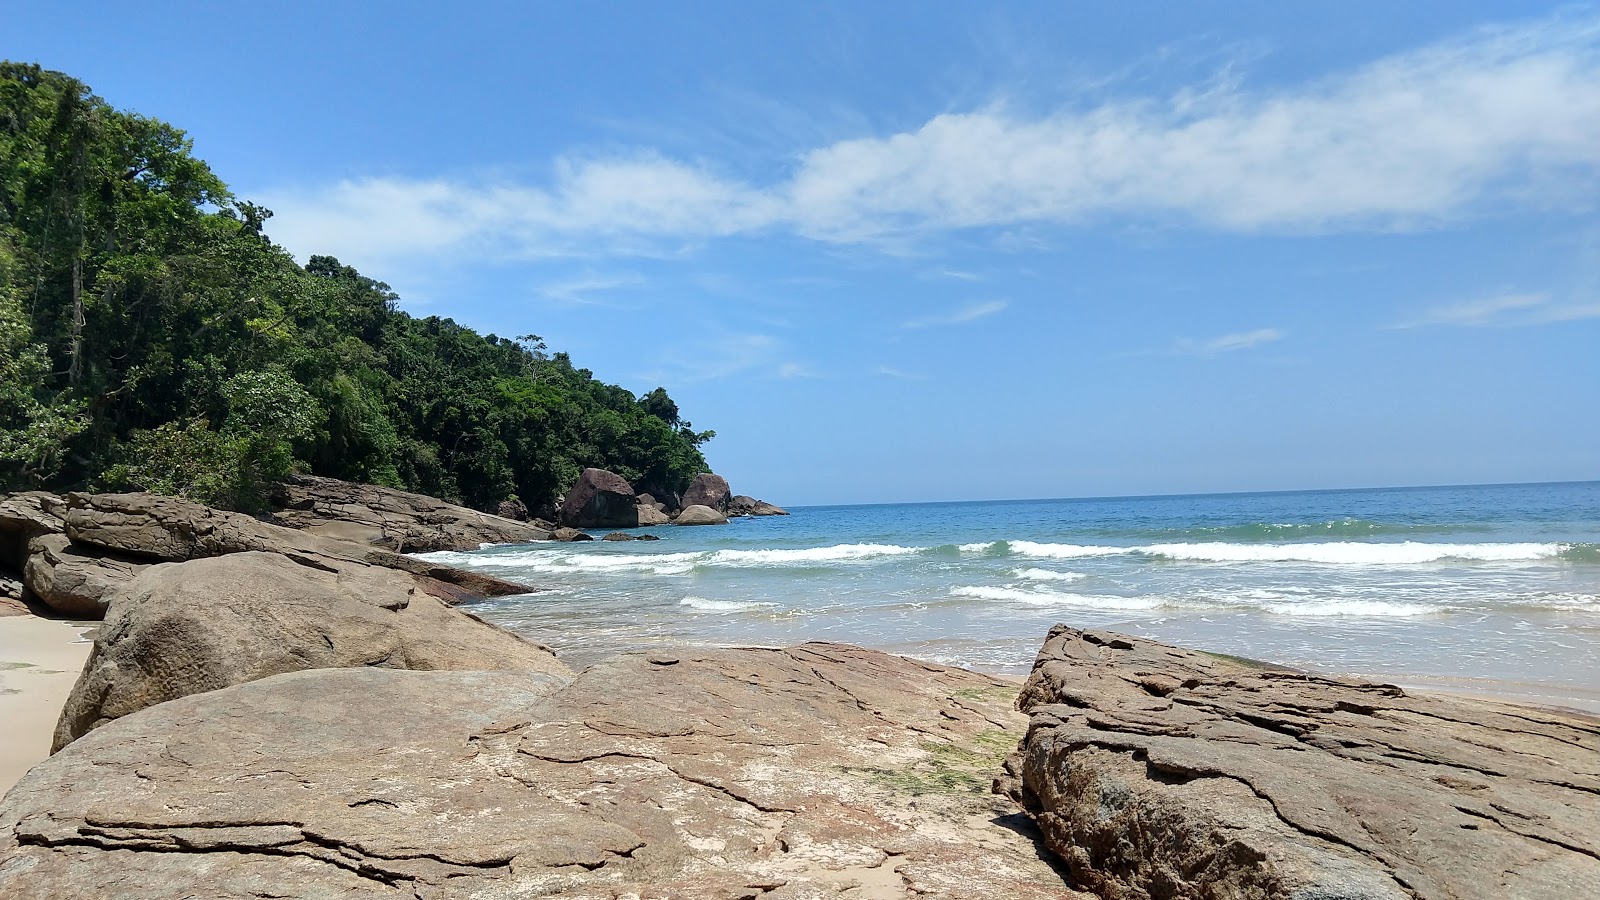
[0,616,94,795]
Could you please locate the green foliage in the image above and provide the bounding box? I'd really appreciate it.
[0,63,713,511]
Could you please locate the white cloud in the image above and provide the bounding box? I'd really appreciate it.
[874,365,928,380]
[777,361,819,379]
[261,13,1600,268]
[644,335,823,384]
[536,272,646,306]
[903,299,1010,329]
[1394,292,1600,328]
[1174,328,1286,356]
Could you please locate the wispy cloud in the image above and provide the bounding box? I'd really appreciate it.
[874,365,928,380]
[1392,292,1600,328]
[903,299,1010,329]
[536,272,646,306]
[263,13,1600,269]
[777,361,820,379]
[643,335,822,384]
[1173,328,1286,356]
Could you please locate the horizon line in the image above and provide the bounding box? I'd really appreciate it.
[782,478,1600,511]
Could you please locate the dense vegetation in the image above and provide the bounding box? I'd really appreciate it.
[0,63,712,513]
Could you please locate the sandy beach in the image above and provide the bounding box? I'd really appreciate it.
[0,617,94,795]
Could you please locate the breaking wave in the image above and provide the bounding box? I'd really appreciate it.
[680,596,775,613]
[951,585,1164,610]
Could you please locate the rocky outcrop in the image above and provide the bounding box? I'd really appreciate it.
[270,474,552,551]
[673,504,728,526]
[681,472,731,512]
[730,494,790,517]
[495,497,530,521]
[999,626,1600,900]
[551,527,593,542]
[58,491,530,602]
[630,482,681,513]
[2,644,1080,899]
[559,468,637,529]
[53,551,569,751]
[21,533,146,619]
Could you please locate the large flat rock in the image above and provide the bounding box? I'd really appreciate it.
[2,644,1086,899]
[999,626,1600,900]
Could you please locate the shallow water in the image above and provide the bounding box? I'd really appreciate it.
[421,481,1600,698]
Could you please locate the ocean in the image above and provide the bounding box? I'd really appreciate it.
[420,481,1600,708]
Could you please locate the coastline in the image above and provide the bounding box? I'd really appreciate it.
[0,617,94,795]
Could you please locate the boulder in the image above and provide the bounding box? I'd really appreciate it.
[270,474,552,551]
[551,527,593,542]
[600,532,636,541]
[672,504,728,526]
[21,533,147,619]
[728,495,790,517]
[52,551,570,751]
[999,626,1600,900]
[636,533,661,541]
[680,472,731,512]
[495,497,530,522]
[57,491,531,601]
[2,644,1081,899]
[635,504,670,526]
[630,481,681,513]
[558,468,637,528]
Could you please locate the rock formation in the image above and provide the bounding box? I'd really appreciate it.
[495,497,530,521]
[559,468,638,528]
[20,533,147,618]
[673,504,729,526]
[551,527,593,542]
[730,494,789,517]
[999,625,1600,900]
[53,551,569,750]
[635,503,670,526]
[0,490,536,620]
[681,472,732,511]
[1,644,1077,899]
[270,474,553,551]
[630,481,681,513]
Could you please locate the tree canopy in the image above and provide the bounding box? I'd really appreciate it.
[0,63,712,512]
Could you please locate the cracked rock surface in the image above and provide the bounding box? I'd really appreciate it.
[999,625,1600,900]
[2,643,1086,899]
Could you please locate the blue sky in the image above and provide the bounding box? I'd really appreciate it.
[6,2,1598,504]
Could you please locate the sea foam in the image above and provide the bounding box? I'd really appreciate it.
[680,596,774,613]
[1013,568,1087,582]
[952,585,1163,609]
[707,543,921,565]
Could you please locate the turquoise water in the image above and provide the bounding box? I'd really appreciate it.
[422,481,1600,703]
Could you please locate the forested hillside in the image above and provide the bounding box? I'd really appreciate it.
[0,63,711,513]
